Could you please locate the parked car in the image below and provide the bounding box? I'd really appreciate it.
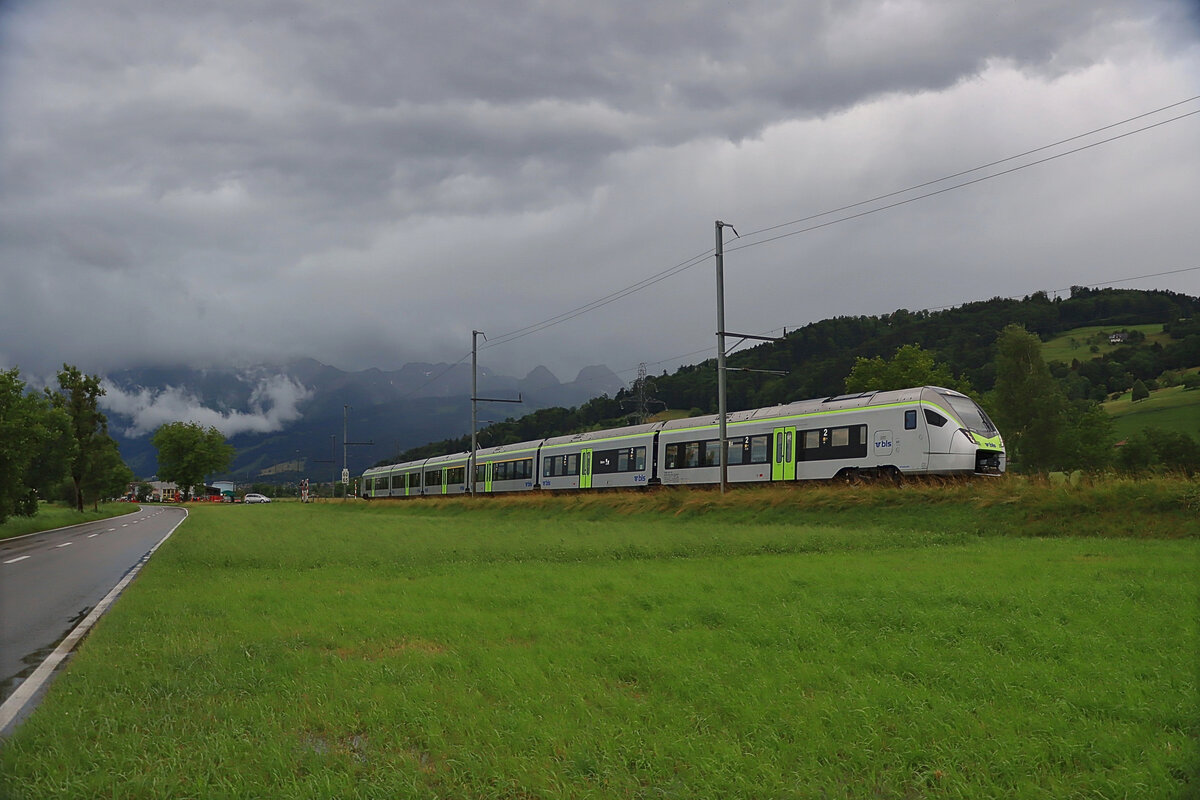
[243,493,271,504]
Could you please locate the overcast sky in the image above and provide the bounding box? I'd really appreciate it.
[2,0,1198,389]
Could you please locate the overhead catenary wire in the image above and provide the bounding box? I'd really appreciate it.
[477,97,1199,353]
[404,97,1199,394]
[725,108,1200,256]
[729,95,1200,245]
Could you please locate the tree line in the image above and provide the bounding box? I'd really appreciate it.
[0,364,131,524]
[1,364,235,524]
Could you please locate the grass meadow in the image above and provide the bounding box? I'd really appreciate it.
[1040,323,1170,364]
[1103,384,1200,440]
[1,479,1196,798]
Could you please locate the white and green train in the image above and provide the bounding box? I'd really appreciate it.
[361,386,1005,498]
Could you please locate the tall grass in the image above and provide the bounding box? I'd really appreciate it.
[1,479,1196,798]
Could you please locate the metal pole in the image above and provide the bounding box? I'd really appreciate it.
[343,404,349,498]
[471,330,481,496]
[715,221,728,495]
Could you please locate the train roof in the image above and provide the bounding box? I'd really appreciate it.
[540,421,664,447]
[657,386,965,431]
[475,439,543,459]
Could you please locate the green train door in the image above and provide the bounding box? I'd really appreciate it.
[772,426,796,481]
[485,462,494,493]
[580,449,593,489]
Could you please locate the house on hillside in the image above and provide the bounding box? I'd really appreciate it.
[1108,332,1129,345]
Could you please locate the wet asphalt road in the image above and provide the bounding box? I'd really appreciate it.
[0,506,186,711]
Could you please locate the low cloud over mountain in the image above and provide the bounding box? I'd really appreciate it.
[102,374,312,438]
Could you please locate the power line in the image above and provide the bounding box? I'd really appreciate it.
[725,108,1200,255]
[731,95,1200,244]
[480,247,714,351]
[479,97,1199,351]
[411,99,1200,392]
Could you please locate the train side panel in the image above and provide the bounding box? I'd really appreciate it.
[540,425,660,491]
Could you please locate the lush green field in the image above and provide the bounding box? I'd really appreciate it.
[2,481,1196,799]
[0,502,136,541]
[1103,384,1200,440]
[1040,323,1169,364]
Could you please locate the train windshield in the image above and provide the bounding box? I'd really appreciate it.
[940,393,997,435]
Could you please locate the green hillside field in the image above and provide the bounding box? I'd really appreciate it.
[1102,384,1200,440]
[1040,323,1170,364]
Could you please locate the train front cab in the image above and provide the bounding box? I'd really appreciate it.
[916,388,1006,476]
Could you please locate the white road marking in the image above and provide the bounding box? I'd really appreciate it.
[56,542,72,548]
[88,533,99,538]
[4,556,31,564]
[0,508,190,733]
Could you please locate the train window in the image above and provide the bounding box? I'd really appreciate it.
[446,467,465,484]
[665,443,681,469]
[408,473,420,489]
[703,441,720,467]
[905,409,917,430]
[592,448,645,474]
[425,469,440,487]
[685,442,700,468]
[798,425,868,461]
[750,435,769,464]
[924,409,948,427]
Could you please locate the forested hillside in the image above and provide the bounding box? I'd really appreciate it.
[653,287,1198,413]
[383,287,1199,468]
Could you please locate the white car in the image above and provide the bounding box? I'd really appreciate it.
[243,493,271,504]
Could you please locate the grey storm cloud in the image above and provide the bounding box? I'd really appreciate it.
[1,0,1197,382]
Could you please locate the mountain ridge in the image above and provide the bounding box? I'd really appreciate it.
[101,360,625,479]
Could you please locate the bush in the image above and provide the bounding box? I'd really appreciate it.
[15,489,38,517]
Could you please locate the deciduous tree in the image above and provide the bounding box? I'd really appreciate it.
[46,364,113,512]
[152,422,235,500]
[844,344,972,394]
[0,369,44,523]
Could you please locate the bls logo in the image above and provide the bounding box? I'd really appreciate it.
[873,430,893,455]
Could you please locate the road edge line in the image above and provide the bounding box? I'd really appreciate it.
[0,507,189,735]
[1,505,145,544]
